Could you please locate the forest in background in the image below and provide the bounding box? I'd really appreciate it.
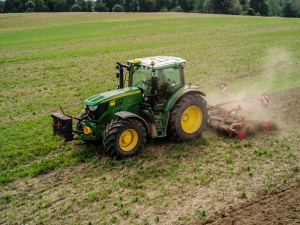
[0,0,299,18]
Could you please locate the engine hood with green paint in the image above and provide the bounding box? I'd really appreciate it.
[84,87,142,106]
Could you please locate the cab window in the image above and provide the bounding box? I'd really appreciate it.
[130,66,152,95]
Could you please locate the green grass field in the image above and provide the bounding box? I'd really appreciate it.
[0,13,300,224]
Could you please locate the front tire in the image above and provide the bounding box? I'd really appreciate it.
[102,117,146,158]
[76,110,92,143]
[168,94,209,141]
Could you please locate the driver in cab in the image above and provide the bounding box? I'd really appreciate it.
[156,69,169,101]
[157,69,167,90]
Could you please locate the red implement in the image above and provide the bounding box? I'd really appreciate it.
[209,105,272,139]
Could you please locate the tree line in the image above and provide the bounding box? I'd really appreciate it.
[0,0,299,18]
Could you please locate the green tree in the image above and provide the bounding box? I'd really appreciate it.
[232,0,242,14]
[161,0,171,9]
[145,0,156,11]
[123,0,131,11]
[250,0,268,16]
[76,0,86,11]
[203,0,234,14]
[112,3,123,11]
[0,1,4,12]
[4,0,15,12]
[156,0,163,11]
[131,0,137,11]
[65,0,75,9]
[137,0,147,11]
[94,1,108,11]
[266,0,280,16]
[283,1,296,17]
[239,0,249,11]
[85,0,92,11]
[159,5,168,10]
[70,3,81,10]
[43,4,50,10]
[170,4,183,11]
[203,0,213,12]
[34,0,44,11]
[169,0,177,9]
[180,0,188,11]
[18,3,24,11]
[193,0,205,12]
[44,0,53,10]
[291,0,300,17]
[52,0,68,11]
[102,0,121,11]
[25,1,35,10]
[247,7,255,14]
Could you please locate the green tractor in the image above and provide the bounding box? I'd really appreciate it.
[51,56,209,158]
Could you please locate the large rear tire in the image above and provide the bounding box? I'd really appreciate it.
[168,94,209,142]
[102,117,146,158]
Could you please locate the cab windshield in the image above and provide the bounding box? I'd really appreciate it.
[131,67,152,95]
[130,66,185,107]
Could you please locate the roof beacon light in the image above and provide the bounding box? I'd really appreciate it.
[151,61,155,66]
[133,59,142,65]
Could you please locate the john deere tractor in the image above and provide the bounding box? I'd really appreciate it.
[51,56,209,158]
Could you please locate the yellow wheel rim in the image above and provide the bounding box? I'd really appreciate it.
[181,106,203,133]
[119,129,138,151]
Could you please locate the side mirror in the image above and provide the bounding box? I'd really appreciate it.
[116,65,120,78]
[151,75,158,95]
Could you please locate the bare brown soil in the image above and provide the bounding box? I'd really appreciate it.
[268,87,300,126]
[198,87,300,225]
[198,180,300,225]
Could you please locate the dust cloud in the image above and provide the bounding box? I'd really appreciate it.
[205,48,294,132]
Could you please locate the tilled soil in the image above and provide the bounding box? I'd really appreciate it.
[208,87,300,133]
[268,87,300,126]
[199,87,300,225]
[198,181,300,225]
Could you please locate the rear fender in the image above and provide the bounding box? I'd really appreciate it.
[114,111,150,134]
[164,89,206,112]
[163,89,206,133]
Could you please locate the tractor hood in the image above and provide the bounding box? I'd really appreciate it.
[84,87,142,106]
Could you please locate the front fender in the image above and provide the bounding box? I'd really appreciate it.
[114,111,150,134]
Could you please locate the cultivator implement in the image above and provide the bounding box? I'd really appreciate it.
[208,82,273,138]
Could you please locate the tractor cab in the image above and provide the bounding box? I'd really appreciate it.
[121,56,186,111]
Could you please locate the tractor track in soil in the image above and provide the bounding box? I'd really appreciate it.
[197,87,300,225]
[197,180,300,225]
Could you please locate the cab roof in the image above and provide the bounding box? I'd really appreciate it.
[126,56,186,69]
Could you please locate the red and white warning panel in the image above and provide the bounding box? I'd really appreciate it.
[261,92,269,107]
[217,81,270,107]
[220,82,227,95]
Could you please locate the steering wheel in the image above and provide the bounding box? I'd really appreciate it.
[141,78,152,88]
[166,86,176,94]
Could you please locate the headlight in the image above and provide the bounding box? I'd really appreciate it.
[88,105,98,111]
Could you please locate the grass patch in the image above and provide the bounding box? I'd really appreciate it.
[0,13,300,224]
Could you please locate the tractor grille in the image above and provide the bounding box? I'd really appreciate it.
[87,102,109,120]
[115,98,123,107]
